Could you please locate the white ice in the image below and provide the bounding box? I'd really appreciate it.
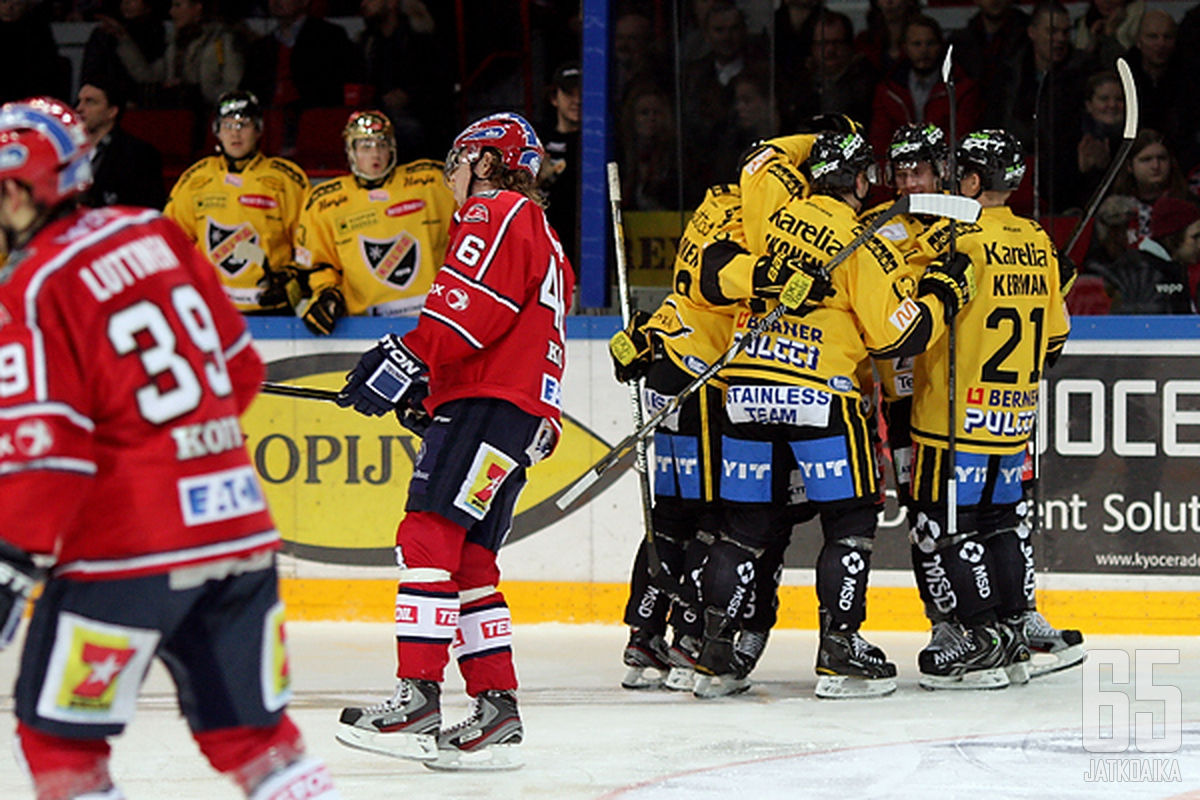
[1,623,1197,799]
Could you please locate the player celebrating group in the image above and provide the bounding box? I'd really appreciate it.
[334,113,571,770]
[0,98,337,799]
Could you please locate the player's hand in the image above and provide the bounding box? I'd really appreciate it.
[300,287,346,336]
[0,545,41,650]
[754,252,835,309]
[396,403,432,437]
[337,334,429,417]
[1058,252,1077,295]
[608,309,654,383]
[259,264,301,310]
[918,252,975,321]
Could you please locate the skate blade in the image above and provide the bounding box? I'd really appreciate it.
[692,674,750,698]
[918,667,1010,691]
[1005,660,1031,685]
[1029,645,1087,678]
[814,674,897,699]
[424,743,523,772]
[335,724,438,761]
[621,665,666,690]
[663,666,697,692]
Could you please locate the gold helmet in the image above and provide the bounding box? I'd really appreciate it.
[343,110,396,181]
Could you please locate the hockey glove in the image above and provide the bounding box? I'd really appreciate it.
[0,543,43,650]
[918,252,975,321]
[1058,252,1077,296]
[753,251,835,309]
[608,309,655,383]
[259,264,302,310]
[300,286,346,336]
[396,404,432,437]
[337,334,429,417]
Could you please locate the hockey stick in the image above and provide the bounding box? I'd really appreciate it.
[608,162,662,576]
[556,191,982,512]
[261,381,340,402]
[1060,57,1138,258]
[942,45,960,537]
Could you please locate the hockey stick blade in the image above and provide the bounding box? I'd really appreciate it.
[261,381,341,402]
[555,192,980,514]
[1062,57,1138,257]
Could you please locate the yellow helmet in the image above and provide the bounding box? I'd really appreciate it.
[343,109,396,181]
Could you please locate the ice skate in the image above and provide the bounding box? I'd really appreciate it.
[664,634,700,691]
[425,690,524,771]
[693,610,752,698]
[1000,616,1032,685]
[814,626,897,699]
[336,679,440,760]
[621,627,670,689]
[918,624,1010,690]
[1021,610,1086,677]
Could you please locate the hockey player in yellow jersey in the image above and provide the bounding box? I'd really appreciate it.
[904,129,1077,690]
[164,91,310,314]
[714,130,976,699]
[294,110,456,335]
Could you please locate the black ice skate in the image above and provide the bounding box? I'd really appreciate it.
[693,611,751,698]
[621,627,670,689]
[1022,610,1086,678]
[426,689,524,771]
[1000,616,1032,685]
[336,678,440,760]
[814,614,897,699]
[664,633,700,692]
[917,624,1010,690]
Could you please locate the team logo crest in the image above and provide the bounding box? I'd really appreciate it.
[360,233,420,289]
[206,219,260,276]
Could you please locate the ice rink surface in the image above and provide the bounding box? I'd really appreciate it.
[1,622,1197,799]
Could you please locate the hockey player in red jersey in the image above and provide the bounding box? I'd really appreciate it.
[0,98,338,800]
[334,112,572,771]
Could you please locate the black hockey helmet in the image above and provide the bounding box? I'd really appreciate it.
[956,129,1026,191]
[886,122,948,183]
[804,131,877,194]
[796,113,865,136]
[212,90,263,133]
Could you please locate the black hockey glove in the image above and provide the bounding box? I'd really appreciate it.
[918,252,975,321]
[752,251,836,309]
[0,542,43,650]
[396,404,432,437]
[300,286,346,336]
[337,334,429,417]
[258,263,302,310]
[1058,252,1077,296]
[608,309,655,383]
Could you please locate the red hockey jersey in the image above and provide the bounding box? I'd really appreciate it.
[0,206,275,579]
[403,189,573,432]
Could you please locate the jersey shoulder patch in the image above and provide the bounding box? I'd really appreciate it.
[174,157,216,189]
[304,178,348,211]
[268,158,309,189]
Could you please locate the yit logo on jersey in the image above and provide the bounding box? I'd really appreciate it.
[361,233,420,289]
[206,219,259,275]
[454,443,517,520]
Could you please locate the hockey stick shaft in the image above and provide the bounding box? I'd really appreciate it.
[942,46,959,534]
[1061,58,1138,257]
[261,381,340,402]
[556,192,981,512]
[608,162,661,575]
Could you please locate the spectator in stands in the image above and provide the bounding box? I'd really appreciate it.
[75,76,167,209]
[242,0,359,115]
[950,0,1030,110]
[994,0,1093,213]
[0,0,67,104]
[1070,70,1125,208]
[540,61,582,276]
[869,15,979,158]
[774,0,823,93]
[113,0,245,113]
[1096,195,1199,314]
[293,110,455,334]
[1071,0,1143,69]
[855,0,920,73]
[782,11,876,135]
[611,10,656,113]
[164,90,310,314]
[706,64,781,189]
[358,0,450,161]
[1125,9,1185,152]
[680,0,716,63]
[81,0,166,108]
[1092,128,1189,264]
[618,80,679,211]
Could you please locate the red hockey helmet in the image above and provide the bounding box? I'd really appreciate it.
[445,112,544,181]
[0,97,92,207]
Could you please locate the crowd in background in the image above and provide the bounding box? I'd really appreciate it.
[4,0,1199,315]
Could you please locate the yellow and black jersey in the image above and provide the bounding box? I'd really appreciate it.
[739,134,816,256]
[907,205,1071,454]
[164,152,309,312]
[723,194,927,398]
[643,183,749,378]
[294,159,456,317]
